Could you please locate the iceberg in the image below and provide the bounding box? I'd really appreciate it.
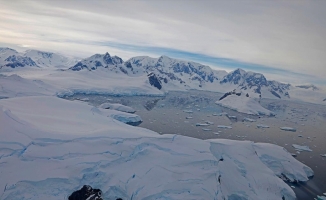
[292,144,313,152]
[216,94,275,116]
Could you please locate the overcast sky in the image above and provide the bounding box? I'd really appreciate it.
[1,0,325,85]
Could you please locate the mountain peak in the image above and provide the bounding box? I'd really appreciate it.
[233,68,246,75]
[0,47,18,53]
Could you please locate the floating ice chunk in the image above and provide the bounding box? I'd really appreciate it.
[213,132,220,135]
[104,109,142,126]
[292,144,312,152]
[280,127,297,132]
[228,115,237,119]
[217,125,232,129]
[202,128,211,131]
[320,154,326,157]
[213,112,228,116]
[317,195,326,200]
[183,110,193,113]
[80,97,89,101]
[298,135,303,137]
[291,186,295,189]
[243,117,256,122]
[195,123,210,126]
[99,103,136,113]
[186,116,193,119]
[257,124,270,128]
[205,121,214,125]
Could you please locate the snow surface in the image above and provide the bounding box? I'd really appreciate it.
[216,94,275,116]
[0,95,313,200]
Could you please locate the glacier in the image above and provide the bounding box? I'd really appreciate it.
[0,95,314,200]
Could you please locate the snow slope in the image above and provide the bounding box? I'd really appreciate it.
[0,96,313,200]
[0,74,56,98]
[216,93,275,116]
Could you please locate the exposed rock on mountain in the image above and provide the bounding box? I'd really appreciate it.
[70,52,123,71]
[148,72,162,90]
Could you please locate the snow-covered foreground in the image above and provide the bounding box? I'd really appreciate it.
[216,94,275,116]
[0,96,313,200]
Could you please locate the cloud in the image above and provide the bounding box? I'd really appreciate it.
[0,0,325,85]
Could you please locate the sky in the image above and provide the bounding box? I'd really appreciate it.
[0,0,325,85]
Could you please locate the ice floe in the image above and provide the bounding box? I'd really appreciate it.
[217,125,232,129]
[99,102,136,113]
[257,124,270,128]
[243,117,256,122]
[280,127,297,132]
[292,144,313,152]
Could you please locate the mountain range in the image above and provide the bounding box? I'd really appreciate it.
[0,47,324,102]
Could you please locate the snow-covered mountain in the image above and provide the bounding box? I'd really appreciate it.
[220,68,291,99]
[24,49,78,68]
[70,52,124,71]
[126,55,226,90]
[2,47,325,104]
[66,52,325,102]
[0,47,78,69]
[0,48,37,69]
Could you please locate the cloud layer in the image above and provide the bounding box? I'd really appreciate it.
[0,0,325,84]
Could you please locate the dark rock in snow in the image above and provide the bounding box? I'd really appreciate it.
[219,89,241,101]
[4,55,37,68]
[148,72,162,90]
[68,185,102,200]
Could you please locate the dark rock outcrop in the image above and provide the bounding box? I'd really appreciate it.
[148,72,162,90]
[219,90,242,101]
[68,185,102,200]
[4,55,37,68]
